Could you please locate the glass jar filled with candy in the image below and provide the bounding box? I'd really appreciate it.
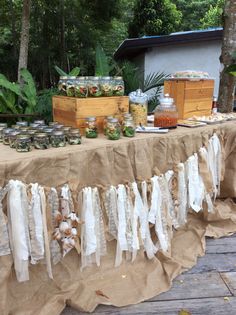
[58,76,68,95]
[113,76,124,96]
[3,128,14,145]
[88,77,102,97]
[66,76,76,97]
[85,117,98,138]
[129,89,148,127]
[67,129,82,145]
[51,130,66,147]
[103,116,113,135]
[75,77,88,98]
[122,117,136,137]
[34,133,50,149]
[100,76,113,97]
[154,94,178,129]
[9,131,21,148]
[0,123,7,142]
[16,135,31,152]
[106,118,121,140]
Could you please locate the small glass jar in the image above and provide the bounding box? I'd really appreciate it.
[54,124,64,130]
[88,77,102,97]
[44,127,54,140]
[0,123,8,142]
[106,118,121,140]
[51,130,66,147]
[75,77,88,98]
[28,129,37,142]
[34,120,45,126]
[16,135,31,152]
[85,117,98,138]
[3,128,14,145]
[58,76,68,95]
[16,121,28,127]
[103,116,113,135]
[9,131,21,148]
[67,129,82,145]
[113,76,124,96]
[66,76,76,97]
[122,117,136,137]
[100,76,113,97]
[154,94,178,129]
[11,124,20,130]
[29,123,40,129]
[34,133,50,150]
[129,89,148,127]
[19,127,30,134]
[49,121,59,127]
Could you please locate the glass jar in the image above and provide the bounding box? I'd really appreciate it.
[58,76,68,95]
[9,131,21,148]
[100,76,113,97]
[34,120,45,126]
[54,124,64,130]
[34,133,50,149]
[16,135,31,152]
[75,76,88,98]
[49,121,59,127]
[154,94,178,129]
[11,124,20,130]
[3,128,14,145]
[0,123,7,142]
[19,127,30,134]
[129,89,148,127]
[113,76,124,96]
[66,76,76,97]
[122,117,136,137]
[44,127,54,140]
[68,129,82,145]
[28,129,37,142]
[106,118,120,140]
[51,130,66,147]
[88,77,102,97]
[85,117,98,138]
[62,126,71,141]
[29,123,40,129]
[103,116,113,135]
[16,121,28,127]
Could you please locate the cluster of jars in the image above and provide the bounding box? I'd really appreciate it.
[58,76,125,98]
[85,113,136,141]
[0,120,82,153]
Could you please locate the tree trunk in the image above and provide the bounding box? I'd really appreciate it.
[218,0,236,112]
[18,0,31,82]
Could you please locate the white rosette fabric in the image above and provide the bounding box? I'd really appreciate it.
[0,185,11,256]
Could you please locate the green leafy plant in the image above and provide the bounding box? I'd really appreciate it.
[54,65,81,76]
[95,44,115,76]
[36,88,58,123]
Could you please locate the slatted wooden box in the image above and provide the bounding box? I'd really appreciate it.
[164,79,214,119]
[52,95,129,134]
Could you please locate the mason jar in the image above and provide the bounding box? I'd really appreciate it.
[34,133,50,150]
[44,127,54,140]
[29,123,40,129]
[58,76,68,95]
[88,77,102,97]
[67,128,82,145]
[54,124,64,130]
[28,129,37,143]
[85,117,98,138]
[113,76,124,96]
[9,131,21,148]
[0,123,8,142]
[62,126,71,141]
[100,76,113,97]
[11,124,20,130]
[75,76,88,98]
[103,116,113,135]
[122,117,136,137]
[16,121,28,127]
[49,121,59,127]
[19,127,30,134]
[154,94,178,129]
[3,128,14,145]
[51,130,66,147]
[66,76,76,97]
[16,135,31,152]
[34,120,45,126]
[106,118,121,140]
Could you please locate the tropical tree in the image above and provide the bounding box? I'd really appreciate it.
[201,0,225,29]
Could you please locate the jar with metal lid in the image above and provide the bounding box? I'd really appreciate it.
[129,89,148,127]
[19,126,30,134]
[3,128,14,145]
[0,123,8,142]
[154,94,178,129]
[16,121,28,127]
[85,117,98,138]
[106,118,121,140]
[44,127,54,140]
[103,116,113,135]
[29,123,40,129]
[75,76,88,98]
[66,76,76,97]
[28,129,37,142]
[49,121,59,127]
[34,119,45,126]
[9,131,21,148]
[122,117,136,137]
[16,135,31,152]
[88,77,102,97]
[54,124,64,129]
[100,76,113,97]
[34,133,50,149]
[58,76,68,95]
[67,128,82,145]
[11,124,20,130]
[113,76,124,96]
[51,130,66,147]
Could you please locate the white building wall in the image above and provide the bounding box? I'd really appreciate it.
[144,40,222,96]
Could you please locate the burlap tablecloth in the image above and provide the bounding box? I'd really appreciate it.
[1,122,236,315]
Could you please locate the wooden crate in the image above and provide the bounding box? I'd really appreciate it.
[52,95,129,134]
[164,79,214,119]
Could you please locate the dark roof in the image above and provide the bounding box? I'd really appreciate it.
[114,28,223,60]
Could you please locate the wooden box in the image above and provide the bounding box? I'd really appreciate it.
[52,95,129,133]
[164,79,214,119]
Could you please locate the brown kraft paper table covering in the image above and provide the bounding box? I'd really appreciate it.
[0,122,236,315]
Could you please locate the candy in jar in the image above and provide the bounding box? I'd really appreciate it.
[85,117,98,138]
[106,118,121,140]
[129,89,148,127]
[154,94,178,128]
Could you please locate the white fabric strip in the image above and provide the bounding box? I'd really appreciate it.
[177,163,188,226]
[105,186,118,240]
[0,185,11,256]
[165,170,179,229]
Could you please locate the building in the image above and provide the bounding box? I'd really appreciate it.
[114,28,223,96]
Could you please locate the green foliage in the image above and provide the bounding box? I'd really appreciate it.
[128,0,182,37]
[36,88,58,123]
[54,66,80,77]
[95,44,114,76]
[20,69,37,114]
[200,0,224,29]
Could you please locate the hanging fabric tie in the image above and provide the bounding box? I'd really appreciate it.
[0,185,11,256]
[7,180,31,282]
[165,170,179,229]
[177,163,188,226]
[104,186,118,240]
